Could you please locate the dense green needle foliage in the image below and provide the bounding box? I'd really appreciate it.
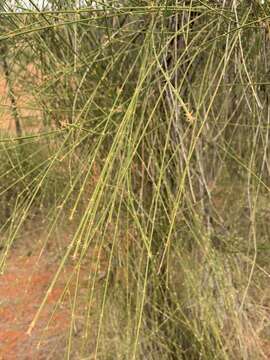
[0,1,269,359]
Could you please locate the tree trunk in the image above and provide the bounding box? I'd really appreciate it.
[1,46,22,137]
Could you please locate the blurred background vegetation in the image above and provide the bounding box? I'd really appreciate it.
[0,0,270,358]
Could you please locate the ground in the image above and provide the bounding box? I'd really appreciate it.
[0,231,105,360]
[0,251,69,359]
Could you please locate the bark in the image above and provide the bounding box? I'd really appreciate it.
[1,45,22,137]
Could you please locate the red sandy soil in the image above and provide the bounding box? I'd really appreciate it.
[0,229,108,360]
[0,253,71,359]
